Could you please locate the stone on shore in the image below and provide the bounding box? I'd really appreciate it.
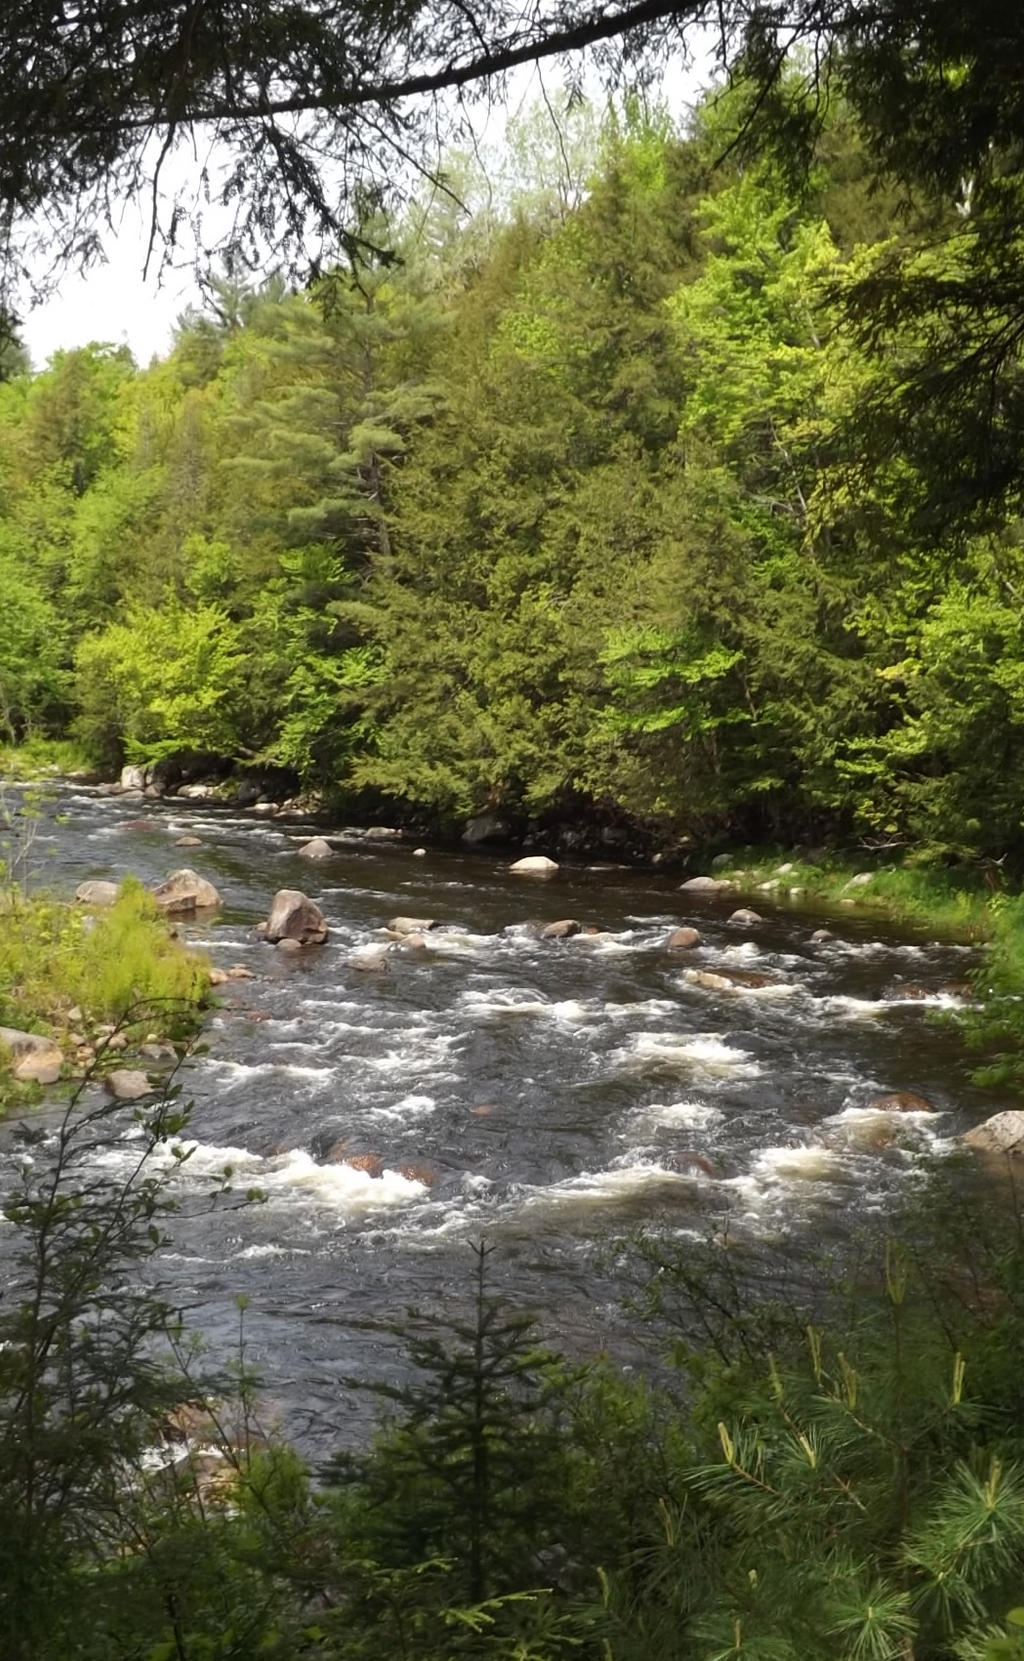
[75,879,120,906]
[964,1111,1024,1155]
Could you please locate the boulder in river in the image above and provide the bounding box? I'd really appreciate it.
[666,926,702,950]
[964,1112,1024,1156]
[388,916,436,936]
[510,855,559,875]
[75,879,120,907]
[152,868,222,913]
[679,876,732,894]
[264,889,328,946]
[810,928,833,944]
[105,1069,153,1101]
[728,908,762,926]
[120,764,146,792]
[175,835,204,848]
[297,837,334,861]
[867,1091,935,1114]
[541,919,582,940]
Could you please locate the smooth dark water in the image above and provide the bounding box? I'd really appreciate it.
[0,782,998,1444]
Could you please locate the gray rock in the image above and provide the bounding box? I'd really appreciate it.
[541,919,582,940]
[810,928,833,943]
[347,944,391,971]
[264,889,328,945]
[75,879,120,906]
[0,1026,61,1060]
[297,837,334,860]
[174,835,204,848]
[152,868,222,913]
[728,908,762,926]
[510,856,559,875]
[845,872,875,888]
[276,938,304,954]
[964,1111,1024,1155]
[120,764,146,792]
[679,876,731,894]
[105,1069,153,1101]
[462,812,511,846]
[666,926,702,950]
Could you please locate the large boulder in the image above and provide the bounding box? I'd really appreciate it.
[120,764,146,792]
[387,916,436,936]
[964,1112,1024,1156]
[728,908,763,926]
[152,868,222,913]
[510,855,559,876]
[264,889,328,945]
[0,1026,63,1083]
[75,879,120,907]
[679,876,732,894]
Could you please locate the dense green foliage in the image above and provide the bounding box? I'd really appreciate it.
[2,83,1023,876]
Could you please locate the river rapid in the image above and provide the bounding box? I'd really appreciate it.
[1,782,1001,1445]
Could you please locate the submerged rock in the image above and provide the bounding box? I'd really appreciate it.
[264,889,328,945]
[297,837,334,860]
[867,1091,935,1114]
[105,1069,153,1100]
[541,919,582,940]
[665,926,702,950]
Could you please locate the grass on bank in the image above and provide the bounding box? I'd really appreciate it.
[0,878,212,1107]
[712,849,997,940]
[0,737,92,779]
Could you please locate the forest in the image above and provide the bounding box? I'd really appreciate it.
[8,17,1024,1655]
[3,74,1024,874]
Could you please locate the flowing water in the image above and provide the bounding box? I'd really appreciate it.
[0,782,998,1444]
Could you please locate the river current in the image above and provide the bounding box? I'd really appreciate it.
[1,782,999,1443]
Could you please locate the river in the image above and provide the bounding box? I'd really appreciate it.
[1,781,1000,1446]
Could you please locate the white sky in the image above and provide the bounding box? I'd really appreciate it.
[20,55,715,373]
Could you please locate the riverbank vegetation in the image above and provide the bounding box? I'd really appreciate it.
[5,1102,1024,1661]
[1,77,1022,879]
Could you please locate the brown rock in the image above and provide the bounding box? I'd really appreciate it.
[152,868,222,913]
[541,919,582,940]
[342,1153,383,1177]
[264,889,328,945]
[397,1163,435,1185]
[666,926,702,950]
[276,937,304,954]
[668,1151,716,1177]
[728,908,762,926]
[175,835,204,848]
[679,876,732,894]
[388,916,436,935]
[227,964,255,979]
[13,1051,62,1084]
[867,1091,935,1114]
[348,943,391,971]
